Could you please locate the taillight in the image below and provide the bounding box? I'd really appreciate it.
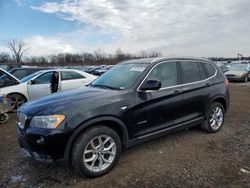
[224,79,229,86]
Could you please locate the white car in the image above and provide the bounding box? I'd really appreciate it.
[0,69,97,110]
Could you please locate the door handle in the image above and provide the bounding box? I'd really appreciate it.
[173,90,182,95]
[205,82,211,86]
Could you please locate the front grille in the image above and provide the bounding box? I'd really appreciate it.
[18,113,27,129]
[226,74,235,77]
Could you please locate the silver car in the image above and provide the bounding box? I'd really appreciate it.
[225,64,250,82]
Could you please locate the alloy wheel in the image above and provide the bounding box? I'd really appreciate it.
[209,106,224,130]
[83,135,116,172]
[9,94,26,111]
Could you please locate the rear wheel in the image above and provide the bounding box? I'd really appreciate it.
[201,102,225,133]
[7,93,27,111]
[71,126,121,177]
[243,76,248,83]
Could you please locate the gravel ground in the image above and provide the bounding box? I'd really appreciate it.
[0,83,250,188]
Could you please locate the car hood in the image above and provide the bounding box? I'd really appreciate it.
[20,86,124,116]
[225,70,248,76]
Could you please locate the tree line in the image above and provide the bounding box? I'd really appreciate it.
[0,39,161,66]
[1,39,250,66]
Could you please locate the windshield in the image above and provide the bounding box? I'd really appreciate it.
[90,63,149,90]
[20,71,41,83]
[229,64,248,71]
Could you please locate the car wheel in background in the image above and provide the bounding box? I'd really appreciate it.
[243,76,248,83]
[71,125,121,177]
[0,113,9,124]
[7,93,27,111]
[201,102,225,133]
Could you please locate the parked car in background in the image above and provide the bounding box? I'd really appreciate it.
[17,57,229,177]
[225,64,250,82]
[230,60,249,65]
[92,65,114,76]
[0,63,21,71]
[9,67,51,80]
[216,62,229,73]
[0,69,96,110]
[0,68,20,88]
[82,66,99,74]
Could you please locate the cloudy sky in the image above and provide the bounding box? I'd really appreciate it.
[0,0,250,57]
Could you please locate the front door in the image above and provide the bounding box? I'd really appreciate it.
[27,71,55,100]
[129,61,183,138]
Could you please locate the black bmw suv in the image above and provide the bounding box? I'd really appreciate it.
[17,57,230,177]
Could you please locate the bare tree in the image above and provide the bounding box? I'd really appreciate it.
[5,39,26,64]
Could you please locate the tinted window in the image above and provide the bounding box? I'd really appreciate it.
[203,63,216,77]
[181,61,201,83]
[147,62,177,88]
[61,71,85,81]
[33,72,54,84]
[198,63,207,80]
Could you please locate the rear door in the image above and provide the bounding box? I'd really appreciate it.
[60,71,87,91]
[180,61,214,122]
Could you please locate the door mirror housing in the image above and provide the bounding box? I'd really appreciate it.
[27,80,35,85]
[140,80,161,91]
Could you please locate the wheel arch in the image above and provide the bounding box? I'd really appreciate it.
[206,95,228,115]
[7,92,28,102]
[64,116,129,164]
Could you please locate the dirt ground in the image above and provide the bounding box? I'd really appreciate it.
[0,83,250,188]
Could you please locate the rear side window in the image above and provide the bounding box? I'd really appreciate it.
[147,62,178,88]
[203,63,216,77]
[180,61,202,84]
[61,71,85,81]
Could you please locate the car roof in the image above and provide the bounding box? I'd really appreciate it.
[120,56,211,65]
[37,68,83,73]
[10,67,50,71]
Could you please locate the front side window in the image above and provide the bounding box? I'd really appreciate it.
[146,62,178,88]
[61,71,85,81]
[91,63,149,90]
[32,72,54,84]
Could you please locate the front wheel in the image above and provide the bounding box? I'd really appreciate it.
[71,126,121,177]
[201,102,225,133]
[7,94,27,111]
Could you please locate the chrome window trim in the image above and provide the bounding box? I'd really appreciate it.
[137,60,217,92]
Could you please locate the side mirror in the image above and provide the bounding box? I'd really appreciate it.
[27,80,34,85]
[140,80,161,91]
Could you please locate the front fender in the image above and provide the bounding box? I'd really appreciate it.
[63,116,129,163]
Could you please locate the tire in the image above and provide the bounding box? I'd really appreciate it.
[0,113,9,124]
[71,125,121,177]
[201,102,225,133]
[243,76,248,83]
[7,93,27,111]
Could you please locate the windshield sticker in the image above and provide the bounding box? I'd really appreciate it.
[129,67,146,72]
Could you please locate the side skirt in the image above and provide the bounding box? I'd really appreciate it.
[126,117,204,148]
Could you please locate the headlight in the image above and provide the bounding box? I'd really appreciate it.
[30,115,65,129]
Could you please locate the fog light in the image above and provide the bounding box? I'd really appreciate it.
[36,137,44,145]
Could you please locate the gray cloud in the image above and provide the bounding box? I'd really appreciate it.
[29,0,250,56]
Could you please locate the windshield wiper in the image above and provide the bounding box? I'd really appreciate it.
[90,84,121,90]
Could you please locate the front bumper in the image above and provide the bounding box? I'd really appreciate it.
[17,126,73,162]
